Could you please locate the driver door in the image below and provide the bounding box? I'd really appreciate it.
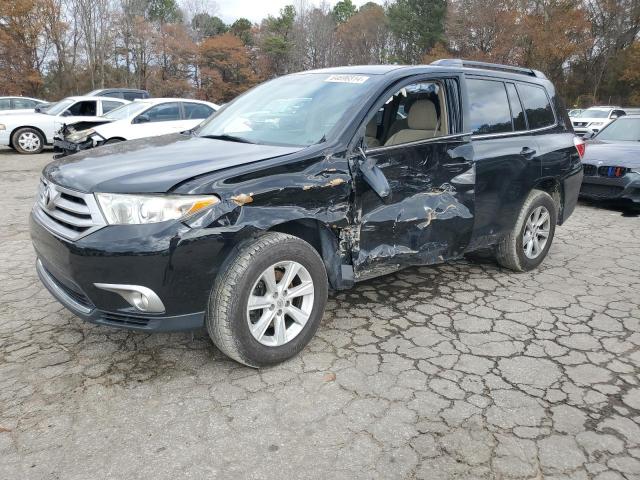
[350,76,475,281]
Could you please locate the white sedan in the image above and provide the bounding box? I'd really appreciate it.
[0,96,48,114]
[0,96,129,154]
[54,98,219,156]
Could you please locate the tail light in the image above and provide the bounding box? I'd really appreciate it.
[574,136,586,159]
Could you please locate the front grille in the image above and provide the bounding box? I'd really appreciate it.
[583,164,597,176]
[100,312,151,327]
[598,166,628,178]
[34,178,105,241]
[573,121,587,127]
[580,184,624,197]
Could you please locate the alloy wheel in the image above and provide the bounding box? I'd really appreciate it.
[523,205,551,259]
[246,261,315,347]
[18,131,41,152]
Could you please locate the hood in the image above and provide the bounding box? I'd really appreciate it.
[582,140,640,168]
[43,133,303,193]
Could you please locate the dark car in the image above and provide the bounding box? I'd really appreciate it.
[580,115,640,206]
[31,60,583,367]
[85,88,150,101]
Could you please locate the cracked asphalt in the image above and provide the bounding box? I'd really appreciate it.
[1,148,639,480]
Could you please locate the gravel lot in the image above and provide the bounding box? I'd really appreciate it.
[1,147,639,480]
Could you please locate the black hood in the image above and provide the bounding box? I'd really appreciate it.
[44,133,303,193]
[582,139,640,168]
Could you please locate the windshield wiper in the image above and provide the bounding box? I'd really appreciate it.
[200,134,255,144]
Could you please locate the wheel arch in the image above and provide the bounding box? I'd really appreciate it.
[267,219,353,290]
[532,177,563,224]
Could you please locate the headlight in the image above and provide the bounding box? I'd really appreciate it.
[95,193,219,225]
[0,124,5,131]
[67,128,95,142]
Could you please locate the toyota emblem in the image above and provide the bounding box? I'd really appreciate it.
[43,185,58,210]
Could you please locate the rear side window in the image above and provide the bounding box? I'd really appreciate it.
[517,84,555,129]
[124,91,146,101]
[466,79,512,134]
[102,100,123,113]
[183,103,214,120]
[505,84,526,131]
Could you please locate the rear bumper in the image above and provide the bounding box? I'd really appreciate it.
[579,171,640,204]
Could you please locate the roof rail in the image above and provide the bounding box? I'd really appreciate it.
[431,59,547,79]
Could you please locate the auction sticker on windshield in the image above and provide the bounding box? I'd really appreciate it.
[325,74,369,84]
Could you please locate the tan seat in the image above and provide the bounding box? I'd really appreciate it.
[365,119,380,148]
[385,100,440,146]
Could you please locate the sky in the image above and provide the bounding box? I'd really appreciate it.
[212,0,383,24]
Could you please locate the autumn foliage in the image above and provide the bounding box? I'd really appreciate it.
[0,0,639,106]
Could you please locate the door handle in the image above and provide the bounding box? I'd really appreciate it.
[521,147,536,158]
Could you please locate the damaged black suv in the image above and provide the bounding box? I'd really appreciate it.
[31,60,583,367]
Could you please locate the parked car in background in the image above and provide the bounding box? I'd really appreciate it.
[31,60,583,367]
[567,108,583,117]
[0,96,48,114]
[580,115,640,207]
[0,96,128,154]
[53,98,219,157]
[570,106,626,136]
[85,88,150,101]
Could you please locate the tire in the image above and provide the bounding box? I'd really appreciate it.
[495,189,557,272]
[104,138,123,145]
[12,128,44,154]
[206,232,328,367]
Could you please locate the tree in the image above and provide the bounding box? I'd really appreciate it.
[388,0,447,63]
[147,0,182,24]
[336,3,389,64]
[192,13,227,39]
[230,18,253,45]
[332,0,356,24]
[259,5,297,75]
[199,33,257,102]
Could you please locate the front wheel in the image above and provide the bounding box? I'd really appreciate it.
[206,232,328,367]
[495,189,557,272]
[12,128,44,154]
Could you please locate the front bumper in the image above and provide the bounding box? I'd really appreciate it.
[52,137,94,158]
[580,170,640,204]
[30,210,239,332]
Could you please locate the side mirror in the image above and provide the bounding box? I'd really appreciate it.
[610,113,619,119]
[358,147,391,201]
[134,114,150,124]
[61,110,71,117]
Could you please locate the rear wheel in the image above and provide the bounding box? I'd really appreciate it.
[206,232,328,367]
[12,128,44,154]
[495,189,557,271]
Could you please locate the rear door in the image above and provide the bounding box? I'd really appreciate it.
[351,75,475,280]
[465,76,542,249]
[129,102,183,139]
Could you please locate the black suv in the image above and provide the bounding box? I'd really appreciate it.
[85,88,150,101]
[31,60,583,367]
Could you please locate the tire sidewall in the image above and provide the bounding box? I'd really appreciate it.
[216,238,328,366]
[13,128,44,154]
[515,192,557,270]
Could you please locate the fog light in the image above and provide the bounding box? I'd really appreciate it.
[94,283,165,313]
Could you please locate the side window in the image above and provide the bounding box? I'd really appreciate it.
[124,92,145,101]
[466,79,512,134]
[67,100,97,116]
[103,91,123,99]
[183,103,214,120]
[0,99,11,110]
[517,83,555,129]
[12,98,37,109]
[368,81,447,148]
[505,83,527,131]
[141,102,180,122]
[102,100,123,114]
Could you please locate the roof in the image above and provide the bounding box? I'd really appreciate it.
[64,96,129,102]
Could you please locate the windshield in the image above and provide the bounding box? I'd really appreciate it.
[596,118,640,141]
[104,102,149,120]
[578,109,610,118]
[46,99,75,116]
[197,73,375,146]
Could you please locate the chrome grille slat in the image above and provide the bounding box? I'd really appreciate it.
[34,178,106,241]
[55,197,92,215]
